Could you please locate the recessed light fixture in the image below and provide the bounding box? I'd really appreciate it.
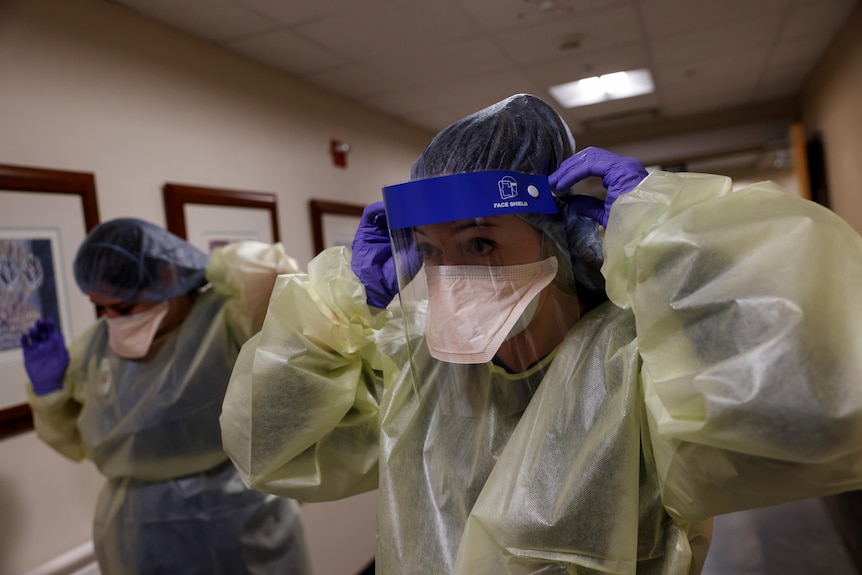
[549,68,655,108]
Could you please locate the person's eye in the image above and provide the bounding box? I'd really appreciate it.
[417,242,440,260]
[467,237,496,256]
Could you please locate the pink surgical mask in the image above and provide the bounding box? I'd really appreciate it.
[106,301,169,359]
[424,256,558,364]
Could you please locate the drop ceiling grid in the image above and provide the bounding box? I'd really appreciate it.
[105,0,858,137]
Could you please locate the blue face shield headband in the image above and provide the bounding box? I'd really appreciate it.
[382,171,558,230]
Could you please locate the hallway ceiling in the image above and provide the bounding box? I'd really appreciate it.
[106,0,857,160]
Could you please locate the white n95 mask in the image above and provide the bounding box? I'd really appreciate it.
[106,300,170,359]
[425,256,558,364]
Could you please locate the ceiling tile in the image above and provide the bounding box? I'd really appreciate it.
[101,0,858,160]
[766,35,832,71]
[461,0,632,33]
[779,0,858,41]
[655,49,769,88]
[639,0,789,38]
[750,33,835,100]
[661,85,753,117]
[109,0,277,41]
[303,64,401,100]
[232,0,375,26]
[492,3,644,65]
[304,63,398,100]
[361,69,544,125]
[293,0,480,60]
[650,17,783,66]
[358,37,511,92]
[227,29,347,75]
[753,73,806,101]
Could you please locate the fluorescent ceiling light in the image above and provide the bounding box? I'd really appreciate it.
[549,69,655,108]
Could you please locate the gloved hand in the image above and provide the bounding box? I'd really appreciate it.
[549,147,648,227]
[351,202,401,309]
[21,317,69,396]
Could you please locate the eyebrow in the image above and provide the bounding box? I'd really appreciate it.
[414,218,499,237]
[90,299,130,309]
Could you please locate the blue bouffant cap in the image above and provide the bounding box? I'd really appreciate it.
[74,218,209,302]
[411,94,575,180]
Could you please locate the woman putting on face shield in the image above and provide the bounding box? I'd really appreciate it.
[21,219,312,575]
[221,94,862,574]
[387,174,582,374]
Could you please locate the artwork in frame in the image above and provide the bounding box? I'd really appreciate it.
[309,199,365,255]
[0,164,101,439]
[163,183,280,252]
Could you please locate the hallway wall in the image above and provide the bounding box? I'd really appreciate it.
[0,0,428,573]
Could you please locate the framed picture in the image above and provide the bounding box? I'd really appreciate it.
[0,164,100,439]
[309,199,365,254]
[163,183,280,252]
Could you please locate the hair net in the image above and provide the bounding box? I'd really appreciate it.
[410,93,607,309]
[74,218,209,302]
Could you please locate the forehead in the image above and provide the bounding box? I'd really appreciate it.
[415,215,536,237]
[87,292,131,307]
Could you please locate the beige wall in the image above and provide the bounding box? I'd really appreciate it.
[0,0,431,263]
[0,0,429,573]
[800,3,862,234]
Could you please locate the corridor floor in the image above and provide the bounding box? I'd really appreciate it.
[701,497,857,574]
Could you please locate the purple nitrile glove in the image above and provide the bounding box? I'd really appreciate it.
[21,317,69,396]
[549,147,649,227]
[351,201,421,309]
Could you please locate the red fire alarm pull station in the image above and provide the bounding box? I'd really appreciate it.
[330,139,350,168]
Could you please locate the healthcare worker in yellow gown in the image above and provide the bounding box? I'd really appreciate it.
[22,218,312,575]
[221,94,862,574]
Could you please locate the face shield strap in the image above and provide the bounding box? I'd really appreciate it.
[383,171,558,230]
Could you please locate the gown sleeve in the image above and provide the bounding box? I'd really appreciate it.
[26,323,99,462]
[602,170,862,521]
[206,240,301,344]
[220,246,391,502]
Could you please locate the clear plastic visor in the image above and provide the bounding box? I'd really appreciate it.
[383,171,581,373]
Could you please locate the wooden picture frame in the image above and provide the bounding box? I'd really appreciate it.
[0,164,100,440]
[163,183,280,251]
[309,199,365,255]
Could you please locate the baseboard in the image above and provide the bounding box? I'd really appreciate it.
[19,542,100,575]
